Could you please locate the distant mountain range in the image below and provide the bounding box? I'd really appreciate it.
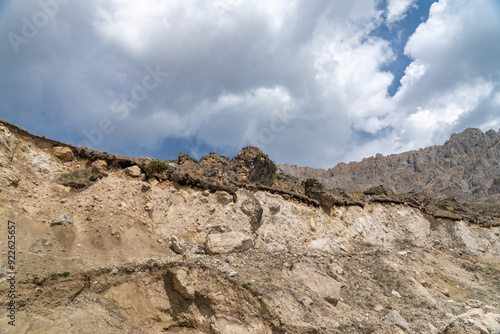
[279,128,500,203]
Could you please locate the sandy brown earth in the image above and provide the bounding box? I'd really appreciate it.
[0,120,500,334]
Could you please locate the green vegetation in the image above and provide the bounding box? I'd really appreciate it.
[302,178,319,190]
[50,272,70,278]
[145,160,169,177]
[270,160,278,174]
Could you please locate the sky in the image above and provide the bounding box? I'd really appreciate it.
[0,0,499,168]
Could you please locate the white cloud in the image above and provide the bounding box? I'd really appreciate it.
[386,0,417,25]
[388,0,500,152]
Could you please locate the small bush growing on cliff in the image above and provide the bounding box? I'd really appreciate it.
[145,160,169,177]
[302,178,319,190]
[270,160,278,174]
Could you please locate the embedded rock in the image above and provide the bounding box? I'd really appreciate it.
[240,193,263,231]
[290,263,342,306]
[171,268,196,299]
[204,232,253,254]
[171,235,187,255]
[216,191,233,205]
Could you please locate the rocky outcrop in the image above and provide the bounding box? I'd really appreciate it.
[230,146,277,186]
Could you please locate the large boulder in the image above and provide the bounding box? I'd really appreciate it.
[204,232,253,254]
[125,166,141,177]
[53,146,75,162]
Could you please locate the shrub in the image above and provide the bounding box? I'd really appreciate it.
[302,178,319,190]
[145,160,169,178]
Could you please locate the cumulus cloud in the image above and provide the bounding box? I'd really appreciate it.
[0,0,499,168]
[390,0,500,149]
[386,0,417,25]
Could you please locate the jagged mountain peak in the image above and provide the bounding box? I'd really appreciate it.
[280,127,500,203]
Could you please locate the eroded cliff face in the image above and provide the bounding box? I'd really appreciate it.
[279,128,500,203]
[0,120,499,334]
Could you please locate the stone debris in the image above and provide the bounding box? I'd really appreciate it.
[264,242,287,253]
[298,296,314,307]
[391,290,402,298]
[382,310,410,332]
[268,203,280,213]
[7,174,20,186]
[441,288,451,297]
[467,300,483,309]
[216,191,233,205]
[144,201,154,212]
[141,182,152,192]
[444,308,500,334]
[216,263,229,273]
[51,212,74,226]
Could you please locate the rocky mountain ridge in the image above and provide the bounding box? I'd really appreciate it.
[0,119,499,334]
[279,128,500,203]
